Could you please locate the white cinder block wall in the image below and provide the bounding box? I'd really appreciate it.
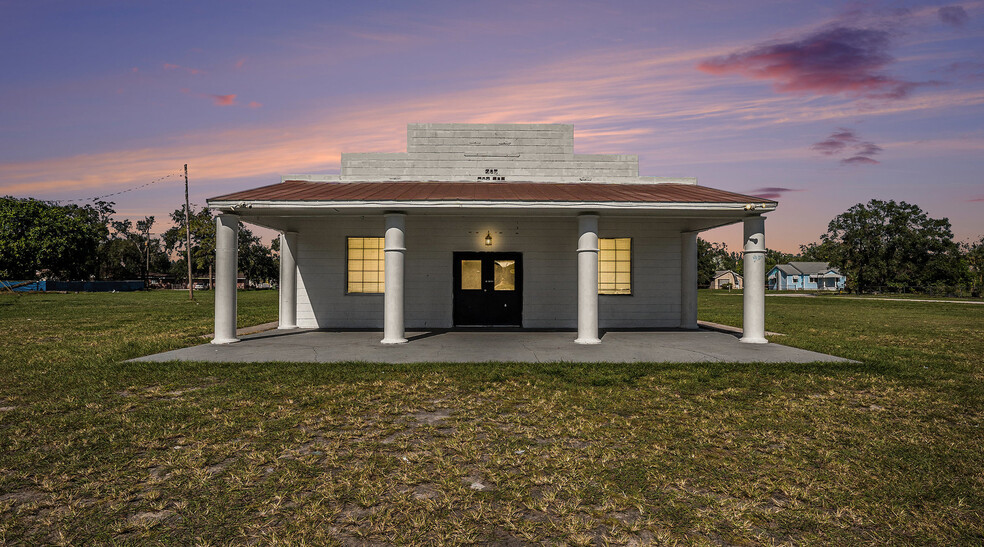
[290,123,695,185]
[294,215,683,329]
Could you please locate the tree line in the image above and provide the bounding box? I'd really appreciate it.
[3,195,981,296]
[699,199,983,296]
[0,196,278,287]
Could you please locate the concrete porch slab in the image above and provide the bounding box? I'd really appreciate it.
[131,328,851,364]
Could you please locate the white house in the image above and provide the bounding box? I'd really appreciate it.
[207,123,776,345]
[769,262,846,291]
[712,270,743,290]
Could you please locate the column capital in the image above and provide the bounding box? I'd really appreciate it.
[577,215,599,253]
[743,215,767,254]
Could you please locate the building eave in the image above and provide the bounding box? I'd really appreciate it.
[207,199,776,213]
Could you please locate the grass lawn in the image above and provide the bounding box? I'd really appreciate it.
[1,289,982,544]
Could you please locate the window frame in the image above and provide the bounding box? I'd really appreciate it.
[598,237,632,296]
[345,236,385,295]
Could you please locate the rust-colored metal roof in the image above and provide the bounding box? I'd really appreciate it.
[209,180,777,204]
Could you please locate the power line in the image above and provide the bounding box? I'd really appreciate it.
[53,173,182,204]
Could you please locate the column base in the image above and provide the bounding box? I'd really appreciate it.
[575,337,601,345]
[277,325,298,330]
[211,337,240,345]
[381,337,408,345]
[739,336,768,344]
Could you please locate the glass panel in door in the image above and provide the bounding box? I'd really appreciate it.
[493,259,515,291]
[461,260,482,290]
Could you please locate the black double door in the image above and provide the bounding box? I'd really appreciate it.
[452,252,522,326]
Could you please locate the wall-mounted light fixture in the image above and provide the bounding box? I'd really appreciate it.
[485,231,493,246]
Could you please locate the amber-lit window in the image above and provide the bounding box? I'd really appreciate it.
[599,238,631,295]
[347,237,384,294]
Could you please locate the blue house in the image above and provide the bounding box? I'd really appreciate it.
[768,262,846,291]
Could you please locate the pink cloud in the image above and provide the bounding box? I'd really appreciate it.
[968,196,984,202]
[235,58,246,69]
[855,142,883,156]
[842,155,880,165]
[812,128,859,155]
[211,94,237,106]
[181,88,256,108]
[812,128,882,165]
[747,187,803,200]
[697,27,922,99]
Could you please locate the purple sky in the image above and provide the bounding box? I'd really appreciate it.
[2,0,983,253]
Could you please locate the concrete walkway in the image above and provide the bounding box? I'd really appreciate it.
[133,328,851,364]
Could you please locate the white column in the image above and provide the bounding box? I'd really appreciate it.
[381,212,407,344]
[576,214,601,344]
[212,213,239,344]
[680,231,698,329]
[278,231,298,329]
[741,215,768,344]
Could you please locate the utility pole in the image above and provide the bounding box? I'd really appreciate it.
[144,238,150,287]
[184,164,194,300]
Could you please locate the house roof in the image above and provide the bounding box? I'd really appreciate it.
[713,270,741,278]
[774,264,800,275]
[772,262,843,276]
[788,262,837,275]
[208,180,779,206]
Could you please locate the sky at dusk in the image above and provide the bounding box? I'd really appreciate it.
[2,0,983,253]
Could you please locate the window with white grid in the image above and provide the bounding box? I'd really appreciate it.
[346,237,385,294]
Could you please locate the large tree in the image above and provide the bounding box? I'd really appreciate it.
[163,206,276,288]
[797,240,840,262]
[818,199,966,293]
[163,206,215,286]
[238,229,277,287]
[0,197,113,280]
[963,236,984,297]
[697,239,736,287]
[96,216,165,280]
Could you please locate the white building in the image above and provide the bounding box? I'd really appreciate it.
[207,123,776,345]
[712,270,743,290]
